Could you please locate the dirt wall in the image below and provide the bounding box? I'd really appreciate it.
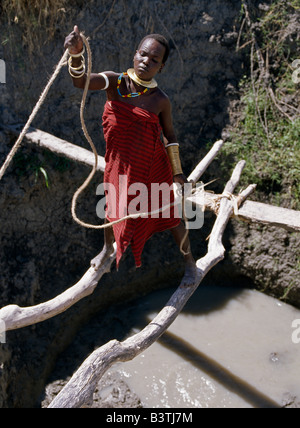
[0,0,299,408]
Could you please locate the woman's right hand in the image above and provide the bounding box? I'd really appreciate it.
[64,25,84,55]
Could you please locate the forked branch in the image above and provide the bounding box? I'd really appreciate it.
[48,160,256,408]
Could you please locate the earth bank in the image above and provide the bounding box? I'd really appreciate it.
[0,0,299,408]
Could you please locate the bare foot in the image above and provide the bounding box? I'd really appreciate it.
[180,260,198,287]
[91,245,114,271]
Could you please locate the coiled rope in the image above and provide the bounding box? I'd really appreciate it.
[71,35,188,232]
[1,35,238,256]
[0,33,245,255]
[0,34,190,232]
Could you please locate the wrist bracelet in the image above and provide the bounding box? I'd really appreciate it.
[166,144,183,176]
[165,143,179,147]
[68,46,85,57]
[68,65,86,79]
[69,66,86,75]
[68,55,85,70]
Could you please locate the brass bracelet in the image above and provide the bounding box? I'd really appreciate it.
[166,144,183,176]
[68,55,85,70]
[68,65,86,79]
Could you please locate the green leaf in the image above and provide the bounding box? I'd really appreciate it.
[39,167,49,188]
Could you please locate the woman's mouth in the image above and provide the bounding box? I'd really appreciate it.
[138,66,148,73]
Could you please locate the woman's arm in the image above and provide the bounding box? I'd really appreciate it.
[159,94,178,143]
[64,25,108,90]
[159,95,187,186]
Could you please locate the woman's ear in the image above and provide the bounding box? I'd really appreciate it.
[159,63,165,73]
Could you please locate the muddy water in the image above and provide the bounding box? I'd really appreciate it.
[107,285,300,408]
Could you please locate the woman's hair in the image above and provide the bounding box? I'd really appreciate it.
[138,34,170,64]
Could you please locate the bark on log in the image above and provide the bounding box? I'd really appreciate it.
[48,160,255,408]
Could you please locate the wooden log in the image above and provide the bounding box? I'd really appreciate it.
[187,193,300,232]
[2,124,106,173]
[3,125,299,232]
[235,200,300,232]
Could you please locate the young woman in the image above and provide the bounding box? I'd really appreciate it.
[64,26,197,286]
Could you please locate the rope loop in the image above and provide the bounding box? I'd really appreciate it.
[0,34,243,257]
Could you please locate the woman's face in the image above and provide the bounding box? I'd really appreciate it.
[133,38,165,81]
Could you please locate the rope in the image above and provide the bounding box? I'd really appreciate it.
[204,190,243,217]
[1,34,236,256]
[70,33,103,229]
[70,34,189,232]
[68,37,193,261]
[0,49,69,181]
[0,34,189,236]
[221,191,243,216]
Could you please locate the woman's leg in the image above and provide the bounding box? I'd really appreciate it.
[91,219,115,270]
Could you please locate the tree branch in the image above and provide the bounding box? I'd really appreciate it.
[0,245,116,332]
[48,161,256,408]
[188,139,224,183]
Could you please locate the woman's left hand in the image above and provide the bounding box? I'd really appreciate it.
[173,173,188,187]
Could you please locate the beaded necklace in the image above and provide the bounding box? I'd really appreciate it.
[117,72,149,98]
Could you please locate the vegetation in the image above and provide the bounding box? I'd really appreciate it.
[1,0,67,53]
[222,0,300,209]
[13,149,71,188]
